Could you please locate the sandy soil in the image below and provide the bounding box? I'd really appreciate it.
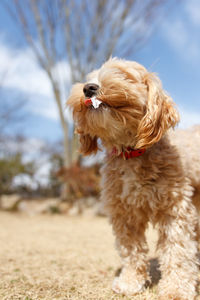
[0,211,198,300]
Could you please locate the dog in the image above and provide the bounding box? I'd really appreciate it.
[67,58,200,299]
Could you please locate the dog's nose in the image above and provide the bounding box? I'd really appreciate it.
[83,83,99,98]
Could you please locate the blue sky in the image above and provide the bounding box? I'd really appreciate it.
[0,0,200,144]
[135,0,200,127]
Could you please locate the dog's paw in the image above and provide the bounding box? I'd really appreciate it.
[112,276,145,295]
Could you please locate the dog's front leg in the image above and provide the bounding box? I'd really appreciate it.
[109,205,149,296]
[157,199,199,300]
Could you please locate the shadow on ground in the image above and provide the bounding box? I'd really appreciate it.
[115,257,161,287]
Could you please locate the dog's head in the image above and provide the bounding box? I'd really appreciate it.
[67,58,179,155]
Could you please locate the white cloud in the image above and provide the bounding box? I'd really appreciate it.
[12,174,38,189]
[13,161,51,188]
[162,20,186,52]
[184,0,200,27]
[0,41,72,121]
[6,137,52,186]
[161,2,200,63]
[178,106,200,129]
[0,45,52,96]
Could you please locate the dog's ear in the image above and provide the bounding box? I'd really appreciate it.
[135,73,179,149]
[79,133,98,155]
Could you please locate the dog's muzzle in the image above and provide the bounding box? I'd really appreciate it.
[83,83,99,98]
[84,96,102,108]
[83,83,101,108]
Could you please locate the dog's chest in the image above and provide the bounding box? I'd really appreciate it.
[102,156,177,212]
[120,161,162,209]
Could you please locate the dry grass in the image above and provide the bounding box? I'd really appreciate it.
[0,211,198,300]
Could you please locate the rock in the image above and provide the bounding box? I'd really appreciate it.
[94,202,106,217]
[18,198,61,215]
[0,194,21,211]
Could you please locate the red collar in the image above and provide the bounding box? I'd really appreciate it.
[112,147,146,160]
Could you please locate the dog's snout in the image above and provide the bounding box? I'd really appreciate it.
[83,83,99,98]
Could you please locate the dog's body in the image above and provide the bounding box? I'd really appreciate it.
[68,59,200,299]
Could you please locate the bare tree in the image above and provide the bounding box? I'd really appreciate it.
[0,72,26,141]
[3,0,170,168]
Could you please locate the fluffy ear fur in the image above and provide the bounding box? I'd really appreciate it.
[79,133,98,155]
[135,73,180,149]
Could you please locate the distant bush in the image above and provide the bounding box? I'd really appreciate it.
[57,161,101,203]
[0,153,35,195]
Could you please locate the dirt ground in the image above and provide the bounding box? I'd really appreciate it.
[0,211,199,300]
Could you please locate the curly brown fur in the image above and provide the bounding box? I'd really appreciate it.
[67,58,200,299]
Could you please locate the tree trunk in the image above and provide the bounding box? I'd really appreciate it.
[52,82,72,200]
